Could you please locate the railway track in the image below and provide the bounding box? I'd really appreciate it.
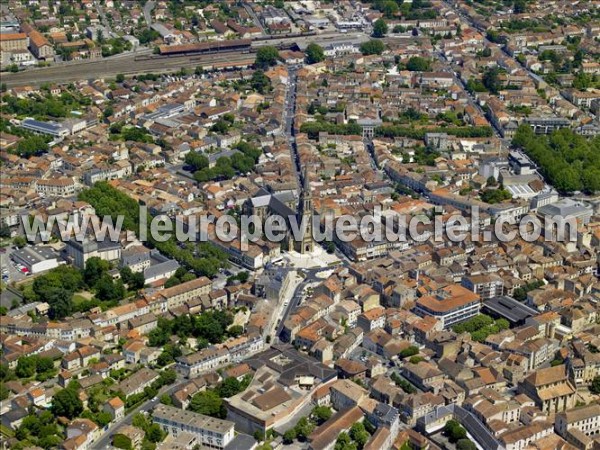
[1,52,255,88]
[1,30,354,88]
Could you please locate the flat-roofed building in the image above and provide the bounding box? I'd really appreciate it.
[152,404,235,449]
[225,345,337,435]
[414,284,481,329]
[20,118,69,138]
[483,296,539,327]
[461,274,504,300]
[65,236,121,269]
[537,198,594,226]
[11,245,59,274]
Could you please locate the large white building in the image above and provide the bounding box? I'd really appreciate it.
[175,348,230,378]
[555,404,600,449]
[414,284,481,329]
[11,245,60,274]
[153,404,235,449]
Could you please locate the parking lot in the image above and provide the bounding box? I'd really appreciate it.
[0,246,29,284]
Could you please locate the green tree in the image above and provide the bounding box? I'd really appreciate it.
[13,235,28,248]
[250,70,272,94]
[294,417,315,441]
[312,405,332,425]
[457,439,477,450]
[13,135,49,158]
[16,356,37,378]
[335,433,357,450]
[283,428,297,444]
[184,152,209,171]
[305,43,325,64]
[35,356,54,373]
[146,423,165,443]
[189,390,226,418]
[409,356,425,364]
[95,275,126,302]
[372,18,388,38]
[227,324,244,338]
[84,256,110,287]
[590,376,600,395]
[483,67,502,94]
[573,72,592,91]
[400,346,419,358]
[444,419,467,443]
[113,434,133,450]
[406,56,431,72]
[255,46,279,70]
[513,0,528,13]
[46,287,74,320]
[359,40,385,55]
[51,388,83,419]
[350,422,370,449]
[132,412,150,430]
[381,0,399,18]
[116,74,125,83]
[159,394,173,406]
[217,377,243,398]
[120,267,145,290]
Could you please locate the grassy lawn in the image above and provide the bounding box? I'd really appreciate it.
[0,424,15,438]
[73,291,94,306]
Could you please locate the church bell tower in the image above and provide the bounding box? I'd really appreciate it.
[296,168,314,254]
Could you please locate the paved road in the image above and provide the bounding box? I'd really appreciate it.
[242,1,266,34]
[143,1,155,26]
[94,0,113,36]
[92,395,161,450]
[1,246,27,286]
[275,268,326,341]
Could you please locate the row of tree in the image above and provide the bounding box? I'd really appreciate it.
[452,314,510,342]
[513,125,600,194]
[376,125,494,139]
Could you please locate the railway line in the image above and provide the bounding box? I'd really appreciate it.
[1,31,361,88]
[1,52,255,88]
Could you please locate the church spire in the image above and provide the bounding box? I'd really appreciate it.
[302,167,310,195]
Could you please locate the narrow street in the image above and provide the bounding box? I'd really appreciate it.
[143,1,155,26]
[242,1,266,34]
[94,0,113,36]
[283,67,303,188]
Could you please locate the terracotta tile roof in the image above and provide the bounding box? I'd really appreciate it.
[29,30,51,48]
[0,33,27,41]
